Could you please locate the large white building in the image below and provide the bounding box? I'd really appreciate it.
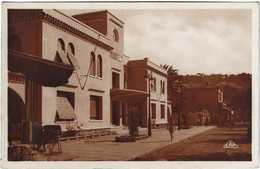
[8,9,171,144]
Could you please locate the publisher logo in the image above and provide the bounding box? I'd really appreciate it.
[223,140,238,148]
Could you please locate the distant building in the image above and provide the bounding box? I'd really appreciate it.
[183,83,223,124]
[8,9,170,144]
[126,58,169,127]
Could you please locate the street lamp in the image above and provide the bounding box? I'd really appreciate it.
[144,70,154,136]
[176,87,182,130]
[173,79,182,130]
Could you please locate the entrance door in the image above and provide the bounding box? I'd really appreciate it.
[112,101,120,126]
[8,88,26,142]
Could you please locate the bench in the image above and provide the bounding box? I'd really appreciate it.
[37,125,62,154]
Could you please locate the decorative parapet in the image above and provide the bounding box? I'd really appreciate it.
[8,71,25,84]
[8,10,114,51]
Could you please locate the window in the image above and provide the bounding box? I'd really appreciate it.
[112,72,120,89]
[67,42,79,68]
[90,95,102,120]
[67,42,75,55]
[90,52,96,76]
[56,38,70,65]
[151,81,154,91]
[160,80,165,94]
[151,78,156,91]
[163,81,165,94]
[97,55,102,78]
[57,38,65,50]
[161,105,165,119]
[56,91,76,121]
[151,103,156,119]
[113,29,119,43]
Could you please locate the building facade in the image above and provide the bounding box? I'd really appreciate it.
[183,83,223,124]
[8,9,170,144]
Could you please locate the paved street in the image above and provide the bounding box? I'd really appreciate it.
[38,126,215,161]
[136,123,251,161]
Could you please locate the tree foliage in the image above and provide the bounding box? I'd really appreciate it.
[161,64,185,113]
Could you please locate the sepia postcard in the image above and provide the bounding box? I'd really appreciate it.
[1,2,259,169]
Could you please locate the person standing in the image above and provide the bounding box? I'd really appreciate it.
[197,118,200,128]
[205,117,209,127]
[168,117,175,141]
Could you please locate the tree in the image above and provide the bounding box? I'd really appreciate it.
[231,87,252,122]
[161,65,180,110]
[161,65,187,128]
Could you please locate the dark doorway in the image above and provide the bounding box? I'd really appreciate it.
[112,101,120,126]
[112,72,120,89]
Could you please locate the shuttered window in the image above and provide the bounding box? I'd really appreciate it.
[90,95,102,120]
[161,105,165,119]
[90,52,96,76]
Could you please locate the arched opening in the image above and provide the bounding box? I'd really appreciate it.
[97,55,102,78]
[113,29,119,43]
[55,38,70,65]
[90,52,96,76]
[57,38,65,50]
[68,42,75,55]
[8,87,26,142]
[8,34,22,51]
[67,42,79,68]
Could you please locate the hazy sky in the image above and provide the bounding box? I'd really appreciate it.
[61,9,252,75]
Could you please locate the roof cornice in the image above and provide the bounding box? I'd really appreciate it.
[8,10,114,51]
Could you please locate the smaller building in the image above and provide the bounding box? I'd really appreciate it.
[183,83,223,124]
[126,58,169,127]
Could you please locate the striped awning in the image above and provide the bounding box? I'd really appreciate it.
[57,96,76,120]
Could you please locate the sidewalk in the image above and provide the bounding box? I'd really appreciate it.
[39,126,215,161]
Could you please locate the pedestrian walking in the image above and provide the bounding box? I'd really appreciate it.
[197,118,200,128]
[168,117,175,141]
